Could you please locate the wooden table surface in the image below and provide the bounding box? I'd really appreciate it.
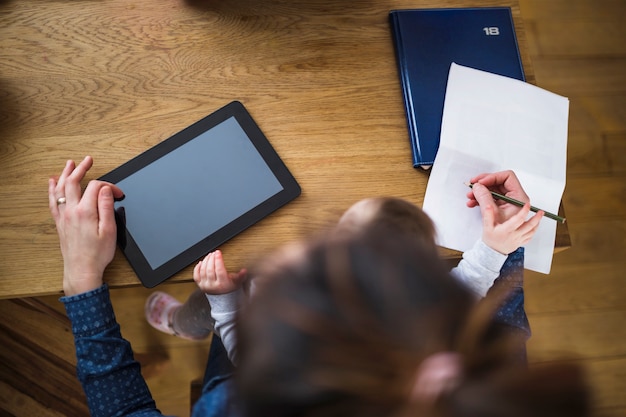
[0,0,569,298]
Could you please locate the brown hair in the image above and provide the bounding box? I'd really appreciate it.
[236,229,589,417]
[338,197,437,247]
[371,197,437,247]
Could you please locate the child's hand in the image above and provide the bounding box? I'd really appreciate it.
[193,250,247,295]
[468,171,544,254]
[466,170,530,217]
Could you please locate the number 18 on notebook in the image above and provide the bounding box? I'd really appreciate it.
[389,7,526,169]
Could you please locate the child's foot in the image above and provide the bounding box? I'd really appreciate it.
[145,292,203,341]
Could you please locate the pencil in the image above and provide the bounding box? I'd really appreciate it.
[465,183,566,224]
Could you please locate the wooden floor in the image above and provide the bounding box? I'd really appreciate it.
[519,1,626,416]
[1,1,625,416]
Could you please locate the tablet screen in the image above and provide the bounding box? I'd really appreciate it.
[116,116,283,269]
[100,101,300,287]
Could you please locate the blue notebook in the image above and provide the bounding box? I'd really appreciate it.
[389,7,525,169]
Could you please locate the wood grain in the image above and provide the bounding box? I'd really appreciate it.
[520,1,626,416]
[0,1,621,416]
[525,262,626,314]
[0,298,90,416]
[0,0,555,298]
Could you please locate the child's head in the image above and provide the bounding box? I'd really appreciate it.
[238,229,464,416]
[237,228,590,417]
[336,197,437,247]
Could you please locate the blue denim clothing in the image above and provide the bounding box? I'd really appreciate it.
[61,249,529,416]
[61,286,162,417]
[192,336,239,417]
[191,375,236,417]
[488,247,531,363]
[62,285,238,417]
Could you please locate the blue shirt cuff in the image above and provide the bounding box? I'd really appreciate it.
[60,284,117,337]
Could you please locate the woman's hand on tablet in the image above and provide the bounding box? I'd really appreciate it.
[49,156,125,296]
[193,250,247,295]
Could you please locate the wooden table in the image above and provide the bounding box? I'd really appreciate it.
[0,0,569,298]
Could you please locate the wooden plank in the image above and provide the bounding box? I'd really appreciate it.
[605,133,626,174]
[561,176,626,221]
[528,356,626,413]
[522,19,626,57]
[549,219,626,265]
[515,0,626,59]
[567,132,626,177]
[0,299,76,364]
[568,95,626,134]
[584,357,626,411]
[0,301,90,416]
[525,262,626,314]
[531,58,626,96]
[594,408,626,417]
[0,381,66,417]
[527,309,626,361]
[520,0,626,21]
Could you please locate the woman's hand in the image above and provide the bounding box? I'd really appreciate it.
[49,156,124,296]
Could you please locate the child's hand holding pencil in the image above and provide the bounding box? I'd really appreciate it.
[465,170,565,223]
[465,170,555,255]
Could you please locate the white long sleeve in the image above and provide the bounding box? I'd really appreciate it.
[207,241,505,364]
[451,239,507,298]
[206,289,243,365]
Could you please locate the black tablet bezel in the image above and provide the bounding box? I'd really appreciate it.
[99,101,301,288]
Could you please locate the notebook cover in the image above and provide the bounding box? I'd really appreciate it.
[389,7,525,168]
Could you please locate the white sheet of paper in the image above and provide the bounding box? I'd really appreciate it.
[422,63,569,274]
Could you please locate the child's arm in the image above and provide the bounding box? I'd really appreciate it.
[451,240,507,297]
[194,250,247,365]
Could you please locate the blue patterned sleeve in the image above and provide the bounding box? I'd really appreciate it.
[61,285,162,417]
[486,247,531,364]
[491,247,530,337]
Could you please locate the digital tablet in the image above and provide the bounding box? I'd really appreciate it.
[99,101,301,288]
